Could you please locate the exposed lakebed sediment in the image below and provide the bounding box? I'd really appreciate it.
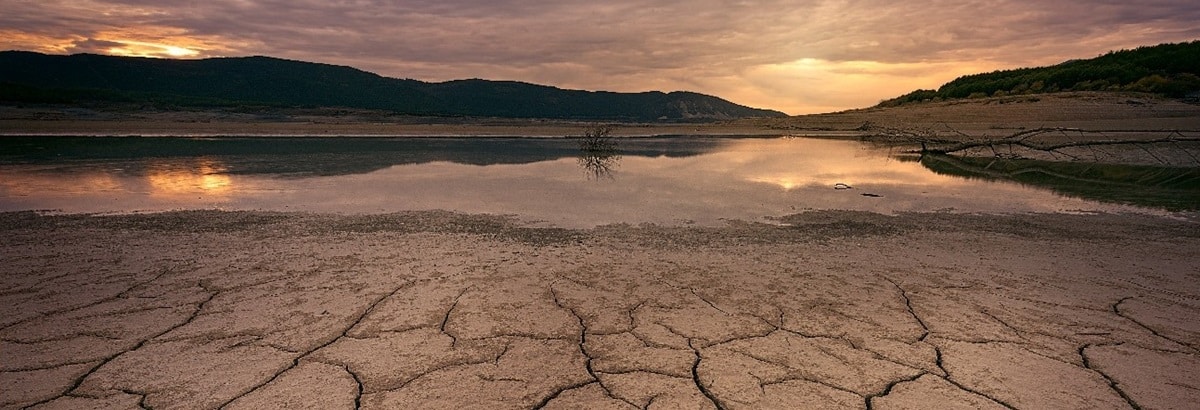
[1,210,1198,409]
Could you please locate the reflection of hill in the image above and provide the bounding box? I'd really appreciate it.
[0,137,722,177]
[920,154,1200,211]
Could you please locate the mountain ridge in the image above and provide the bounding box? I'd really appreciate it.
[0,51,786,121]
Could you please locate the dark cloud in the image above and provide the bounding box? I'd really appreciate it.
[64,38,125,54]
[3,0,1198,112]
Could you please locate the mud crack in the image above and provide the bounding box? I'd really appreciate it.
[687,339,726,410]
[549,283,639,408]
[20,283,217,409]
[885,277,929,342]
[382,356,501,392]
[531,380,598,409]
[0,265,182,333]
[864,373,927,409]
[690,288,730,315]
[441,287,471,347]
[933,344,1016,409]
[1080,343,1142,410]
[886,281,1015,409]
[980,309,1028,342]
[1113,297,1199,353]
[342,365,364,410]
[217,282,411,408]
[732,348,862,398]
[119,388,151,410]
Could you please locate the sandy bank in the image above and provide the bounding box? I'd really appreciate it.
[747,92,1200,137]
[2,210,1198,409]
[751,92,1200,167]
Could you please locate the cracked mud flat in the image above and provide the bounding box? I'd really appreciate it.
[1,210,1198,409]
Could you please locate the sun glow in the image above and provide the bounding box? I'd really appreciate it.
[146,159,233,199]
[710,58,1001,114]
[0,25,235,60]
[164,45,198,57]
[106,40,201,58]
[749,176,809,191]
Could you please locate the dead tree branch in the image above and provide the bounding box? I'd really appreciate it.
[866,125,1200,166]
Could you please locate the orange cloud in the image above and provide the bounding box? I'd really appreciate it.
[4,0,1199,114]
[0,30,84,54]
[76,26,248,58]
[1,25,248,59]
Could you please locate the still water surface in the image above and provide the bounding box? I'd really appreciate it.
[0,136,1189,227]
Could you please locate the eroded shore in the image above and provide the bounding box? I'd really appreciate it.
[2,210,1198,409]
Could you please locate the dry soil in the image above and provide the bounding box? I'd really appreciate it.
[2,210,1198,409]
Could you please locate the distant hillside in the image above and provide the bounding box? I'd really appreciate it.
[0,51,785,121]
[880,40,1200,107]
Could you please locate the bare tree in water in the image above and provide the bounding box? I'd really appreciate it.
[577,125,621,179]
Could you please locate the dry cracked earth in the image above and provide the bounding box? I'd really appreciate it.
[1,210,1198,409]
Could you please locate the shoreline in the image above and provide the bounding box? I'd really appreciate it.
[6,92,1199,140]
[5,207,1197,239]
[0,115,785,138]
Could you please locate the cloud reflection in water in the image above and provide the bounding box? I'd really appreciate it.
[0,137,1172,226]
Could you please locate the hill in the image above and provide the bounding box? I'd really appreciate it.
[0,51,785,121]
[880,40,1200,107]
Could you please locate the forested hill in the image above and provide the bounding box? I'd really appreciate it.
[0,51,785,121]
[880,40,1200,107]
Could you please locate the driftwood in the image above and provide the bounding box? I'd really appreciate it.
[869,125,1200,166]
[919,128,1200,154]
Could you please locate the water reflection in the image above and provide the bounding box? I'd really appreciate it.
[732,139,970,192]
[0,136,1191,227]
[920,154,1200,211]
[578,153,621,180]
[146,158,233,199]
[577,134,622,180]
[0,137,720,177]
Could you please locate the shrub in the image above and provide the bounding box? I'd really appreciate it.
[577,125,620,179]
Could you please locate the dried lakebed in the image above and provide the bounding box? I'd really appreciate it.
[2,210,1199,409]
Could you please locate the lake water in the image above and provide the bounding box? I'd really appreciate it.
[1,136,1194,227]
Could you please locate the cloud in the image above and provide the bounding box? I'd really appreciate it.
[64,38,126,54]
[3,0,1199,113]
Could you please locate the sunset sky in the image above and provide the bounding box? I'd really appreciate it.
[3,1,1198,114]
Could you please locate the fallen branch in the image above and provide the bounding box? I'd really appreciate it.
[867,126,1200,166]
[914,128,1200,154]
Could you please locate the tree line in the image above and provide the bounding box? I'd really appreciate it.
[879,40,1200,107]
